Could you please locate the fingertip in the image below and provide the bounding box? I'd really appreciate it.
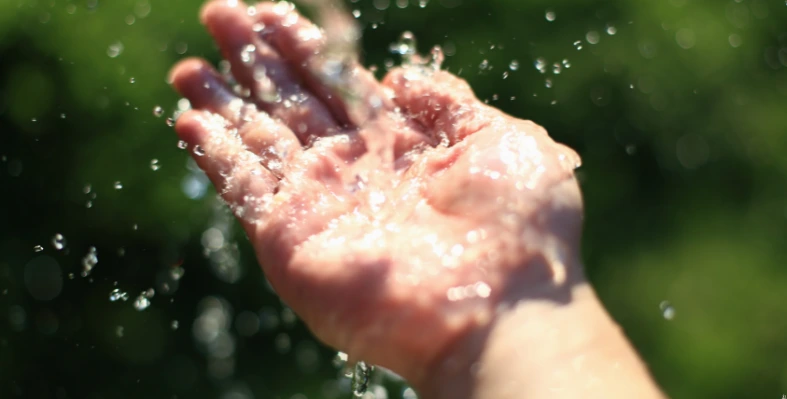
[200,0,243,25]
[169,59,239,117]
[173,110,210,146]
[169,58,210,92]
[201,0,250,35]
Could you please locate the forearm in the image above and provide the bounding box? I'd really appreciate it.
[416,280,666,399]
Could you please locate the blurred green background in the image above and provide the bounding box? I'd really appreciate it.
[1,0,787,398]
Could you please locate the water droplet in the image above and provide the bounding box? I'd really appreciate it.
[116,326,124,337]
[175,41,188,55]
[81,247,98,277]
[170,266,185,280]
[586,31,600,45]
[171,320,179,330]
[60,113,66,119]
[402,387,417,399]
[150,159,160,171]
[562,59,571,68]
[545,10,556,21]
[193,145,205,156]
[333,351,349,368]
[390,31,417,64]
[509,60,519,71]
[545,78,553,88]
[240,44,256,65]
[133,293,151,311]
[552,63,562,74]
[352,9,361,18]
[153,106,164,117]
[502,71,509,79]
[129,77,136,84]
[107,41,124,58]
[114,181,123,190]
[166,117,175,127]
[177,140,187,149]
[109,288,129,302]
[428,45,445,71]
[534,58,547,73]
[418,0,429,7]
[573,40,583,50]
[51,234,66,250]
[33,245,44,253]
[254,66,280,103]
[252,23,265,32]
[659,301,675,320]
[479,59,489,70]
[606,25,617,35]
[728,34,742,48]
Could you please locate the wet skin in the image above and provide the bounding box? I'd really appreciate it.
[170,1,665,398]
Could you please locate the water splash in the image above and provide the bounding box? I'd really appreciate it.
[133,289,154,311]
[133,295,151,311]
[534,58,547,74]
[109,288,129,302]
[351,361,373,397]
[81,247,98,277]
[51,234,66,250]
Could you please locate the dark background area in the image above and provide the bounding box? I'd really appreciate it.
[2,0,787,398]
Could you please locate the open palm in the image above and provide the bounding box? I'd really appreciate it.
[171,0,584,382]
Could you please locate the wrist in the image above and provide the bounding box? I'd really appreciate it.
[414,271,664,399]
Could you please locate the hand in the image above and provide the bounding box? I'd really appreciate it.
[170,0,585,388]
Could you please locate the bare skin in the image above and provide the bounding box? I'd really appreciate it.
[169,1,666,398]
